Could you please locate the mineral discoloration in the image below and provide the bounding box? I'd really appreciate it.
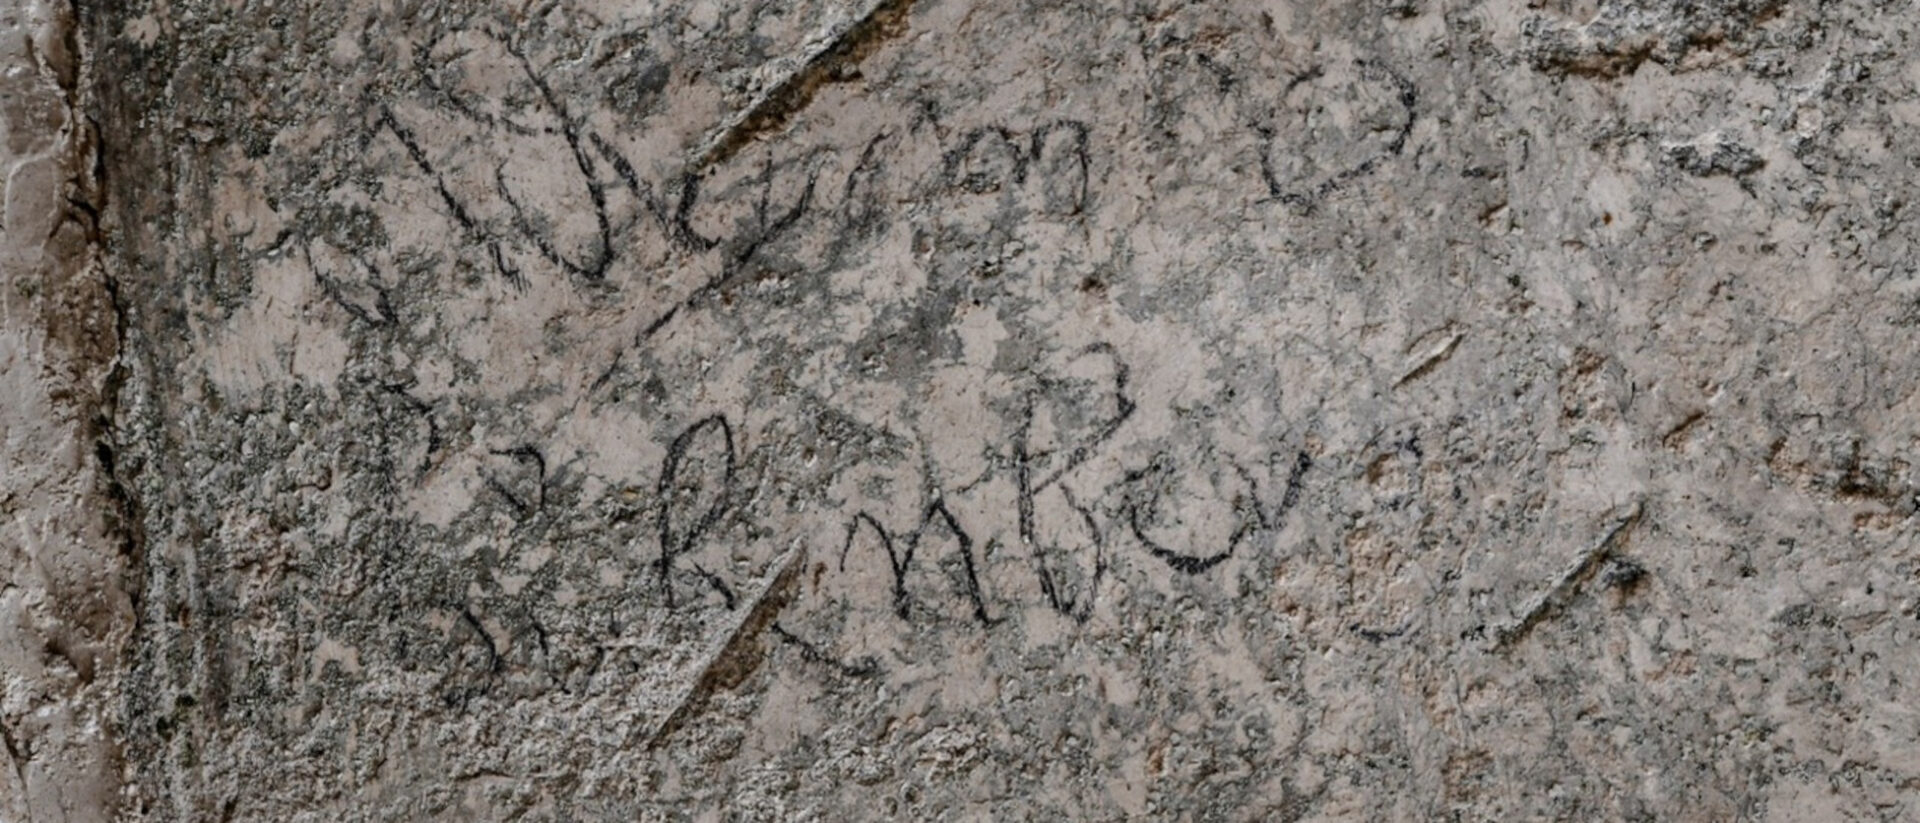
[2,0,1915,818]
[1,1,125,820]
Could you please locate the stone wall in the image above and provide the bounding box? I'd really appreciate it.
[1,1,124,820]
[4,0,1920,819]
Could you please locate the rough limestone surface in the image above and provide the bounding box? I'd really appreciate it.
[1,1,125,820]
[4,0,1920,819]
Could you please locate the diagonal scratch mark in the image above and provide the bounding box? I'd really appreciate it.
[1395,331,1464,388]
[693,0,917,169]
[645,543,809,749]
[1492,500,1644,652]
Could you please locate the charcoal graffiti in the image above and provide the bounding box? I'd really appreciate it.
[641,344,1313,626]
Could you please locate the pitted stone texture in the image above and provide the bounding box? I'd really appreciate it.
[74,0,1920,820]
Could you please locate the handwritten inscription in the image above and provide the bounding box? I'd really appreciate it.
[637,343,1313,629]
[1256,59,1417,210]
[309,26,1411,700]
[943,120,1091,215]
[655,414,738,608]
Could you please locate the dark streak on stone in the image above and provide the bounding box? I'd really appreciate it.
[697,0,918,170]
[648,546,809,750]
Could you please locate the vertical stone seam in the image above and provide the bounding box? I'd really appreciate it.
[36,0,133,818]
[65,0,144,816]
